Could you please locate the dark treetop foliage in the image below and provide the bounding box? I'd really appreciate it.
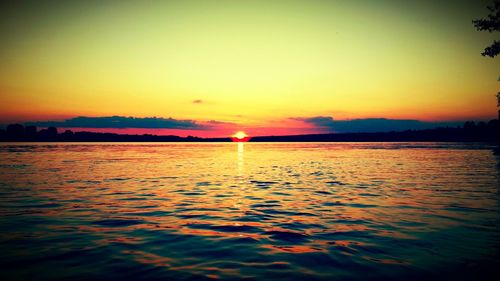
[473,0,500,57]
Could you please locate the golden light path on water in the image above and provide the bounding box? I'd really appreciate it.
[237,142,244,178]
[0,142,499,280]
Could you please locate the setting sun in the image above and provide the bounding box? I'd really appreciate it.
[231,131,249,142]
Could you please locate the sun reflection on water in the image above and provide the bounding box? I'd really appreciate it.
[237,142,244,178]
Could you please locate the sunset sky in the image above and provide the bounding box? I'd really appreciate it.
[1,0,499,137]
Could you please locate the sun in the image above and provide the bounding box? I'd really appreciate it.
[231,131,249,142]
[232,131,247,139]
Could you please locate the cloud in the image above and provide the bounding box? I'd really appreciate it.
[294,116,336,128]
[205,120,236,126]
[26,116,205,130]
[294,116,461,133]
[192,99,203,104]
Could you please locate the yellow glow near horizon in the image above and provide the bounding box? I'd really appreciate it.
[0,0,499,127]
[232,131,248,140]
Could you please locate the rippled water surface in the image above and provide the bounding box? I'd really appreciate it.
[0,142,499,280]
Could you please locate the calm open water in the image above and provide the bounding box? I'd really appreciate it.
[0,142,499,281]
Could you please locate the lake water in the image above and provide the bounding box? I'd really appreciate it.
[0,142,499,280]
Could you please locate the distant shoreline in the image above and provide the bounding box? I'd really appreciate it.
[1,121,499,143]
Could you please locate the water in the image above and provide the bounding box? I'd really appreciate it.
[0,142,499,280]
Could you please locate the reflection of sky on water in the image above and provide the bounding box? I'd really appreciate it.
[0,142,499,280]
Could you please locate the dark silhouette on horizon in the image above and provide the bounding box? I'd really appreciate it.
[0,120,498,142]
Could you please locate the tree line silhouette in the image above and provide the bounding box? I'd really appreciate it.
[0,120,498,142]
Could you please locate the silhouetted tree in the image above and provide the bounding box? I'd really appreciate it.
[46,126,58,136]
[6,124,24,138]
[473,1,500,119]
[62,130,74,141]
[463,121,476,130]
[25,125,37,138]
[473,0,500,57]
[477,121,487,131]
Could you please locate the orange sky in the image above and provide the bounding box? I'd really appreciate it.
[0,0,499,137]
